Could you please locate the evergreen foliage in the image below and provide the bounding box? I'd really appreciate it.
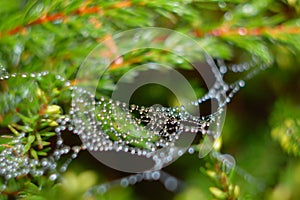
[0,0,300,199]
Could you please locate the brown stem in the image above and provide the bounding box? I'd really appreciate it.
[0,1,133,38]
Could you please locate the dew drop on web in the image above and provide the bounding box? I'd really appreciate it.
[164,176,178,191]
[0,32,268,194]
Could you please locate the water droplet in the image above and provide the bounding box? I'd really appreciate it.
[238,80,245,87]
[151,171,160,180]
[224,12,233,21]
[242,4,257,16]
[128,176,137,185]
[219,66,227,74]
[188,147,194,154]
[120,178,129,187]
[49,173,58,181]
[41,159,48,167]
[218,2,226,9]
[97,185,107,194]
[164,177,178,191]
[178,150,183,156]
[220,154,236,174]
[238,28,247,36]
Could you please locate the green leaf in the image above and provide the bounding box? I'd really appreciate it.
[209,187,228,199]
[37,151,47,156]
[42,147,51,152]
[23,143,32,154]
[198,37,232,59]
[8,124,20,136]
[16,112,34,125]
[41,141,51,146]
[23,135,35,154]
[11,123,34,133]
[40,132,56,137]
[45,105,61,115]
[28,135,35,144]
[222,36,273,64]
[36,133,43,149]
[30,149,38,160]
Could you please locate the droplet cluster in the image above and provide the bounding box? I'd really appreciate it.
[0,57,268,194]
[70,79,227,171]
[0,70,81,189]
[0,63,227,184]
[85,170,182,197]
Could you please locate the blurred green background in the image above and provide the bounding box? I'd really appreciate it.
[0,0,300,199]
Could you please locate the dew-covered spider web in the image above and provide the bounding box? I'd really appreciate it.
[0,29,269,195]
